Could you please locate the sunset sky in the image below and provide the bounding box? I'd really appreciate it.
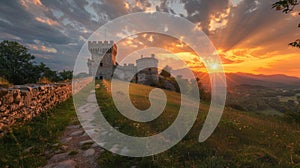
[0,0,299,77]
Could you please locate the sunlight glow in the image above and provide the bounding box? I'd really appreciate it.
[211,63,218,70]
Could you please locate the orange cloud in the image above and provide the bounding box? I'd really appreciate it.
[116,29,299,77]
[216,47,300,77]
[33,0,43,6]
[124,2,130,10]
[28,44,57,53]
[35,17,59,26]
[20,0,44,8]
[209,8,231,31]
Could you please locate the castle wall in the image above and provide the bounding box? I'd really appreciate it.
[87,41,159,85]
[115,64,137,81]
[0,77,92,137]
[136,55,159,85]
[136,58,158,72]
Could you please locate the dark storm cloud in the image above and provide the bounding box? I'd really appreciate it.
[42,0,102,38]
[92,0,128,19]
[0,0,130,71]
[182,0,230,34]
[156,0,169,12]
[0,1,70,44]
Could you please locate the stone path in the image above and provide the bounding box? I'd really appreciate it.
[43,84,108,168]
[41,81,168,167]
[43,123,104,168]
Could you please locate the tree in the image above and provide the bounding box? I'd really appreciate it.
[160,66,171,78]
[59,70,73,81]
[196,77,210,101]
[38,63,60,82]
[0,40,36,84]
[273,0,300,48]
[0,40,67,84]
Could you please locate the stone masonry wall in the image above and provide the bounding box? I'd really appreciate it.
[0,77,93,137]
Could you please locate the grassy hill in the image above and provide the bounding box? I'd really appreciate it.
[96,80,300,167]
[0,80,299,167]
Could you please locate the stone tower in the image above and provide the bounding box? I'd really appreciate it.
[87,41,117,80]
[136,54,159,85]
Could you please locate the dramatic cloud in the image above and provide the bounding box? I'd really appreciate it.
[182,0,231,34]
[0,0,298,77]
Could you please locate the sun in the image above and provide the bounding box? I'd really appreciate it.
[211,63,218,70]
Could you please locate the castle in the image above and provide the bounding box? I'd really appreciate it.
[87,41,159,85]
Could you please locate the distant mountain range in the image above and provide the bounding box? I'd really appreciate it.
[225,72,300,88]
[172,68,300,88]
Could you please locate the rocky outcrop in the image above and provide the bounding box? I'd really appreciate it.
[0,77,93,137]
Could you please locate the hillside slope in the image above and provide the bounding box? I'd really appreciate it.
[96,80,300,167]
[172,69,300,88]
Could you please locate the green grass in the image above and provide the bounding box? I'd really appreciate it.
[256,108,283,116]
[279,93,300,102]
[96,80,300,168]
[1,80,299,167]
[96,80,181,137]
[0,98,77,168]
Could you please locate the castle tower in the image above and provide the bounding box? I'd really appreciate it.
[136,54,159,85]
[87,41,117,80]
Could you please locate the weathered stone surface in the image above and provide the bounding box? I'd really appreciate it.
[79,140,94,146]
[44,160,76,168]
[70,130,84,136]
[0,77,93,137]
[60,145,68,151]
[83,148,95,157]
[61,137,72,144]
[66,125,81,129]
[48,153,69,163]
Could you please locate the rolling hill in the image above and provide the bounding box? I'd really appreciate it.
[172,68,300,88]
[95,80,300,167]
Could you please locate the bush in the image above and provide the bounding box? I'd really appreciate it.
[285,108,300,124]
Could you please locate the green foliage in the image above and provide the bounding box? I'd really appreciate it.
[289,39,300,48]
[0,40,37,84]
[0,40,73,84]
[273,0,299,13]
[38,62,60,82]
[159,69,171,78]
[59,70,73,81]
[196,77,211,101]
[285,108,300,123]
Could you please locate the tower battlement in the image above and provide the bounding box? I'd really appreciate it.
[88,40,114,50]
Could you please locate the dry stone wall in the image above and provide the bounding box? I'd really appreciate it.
[0,77,93,137]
